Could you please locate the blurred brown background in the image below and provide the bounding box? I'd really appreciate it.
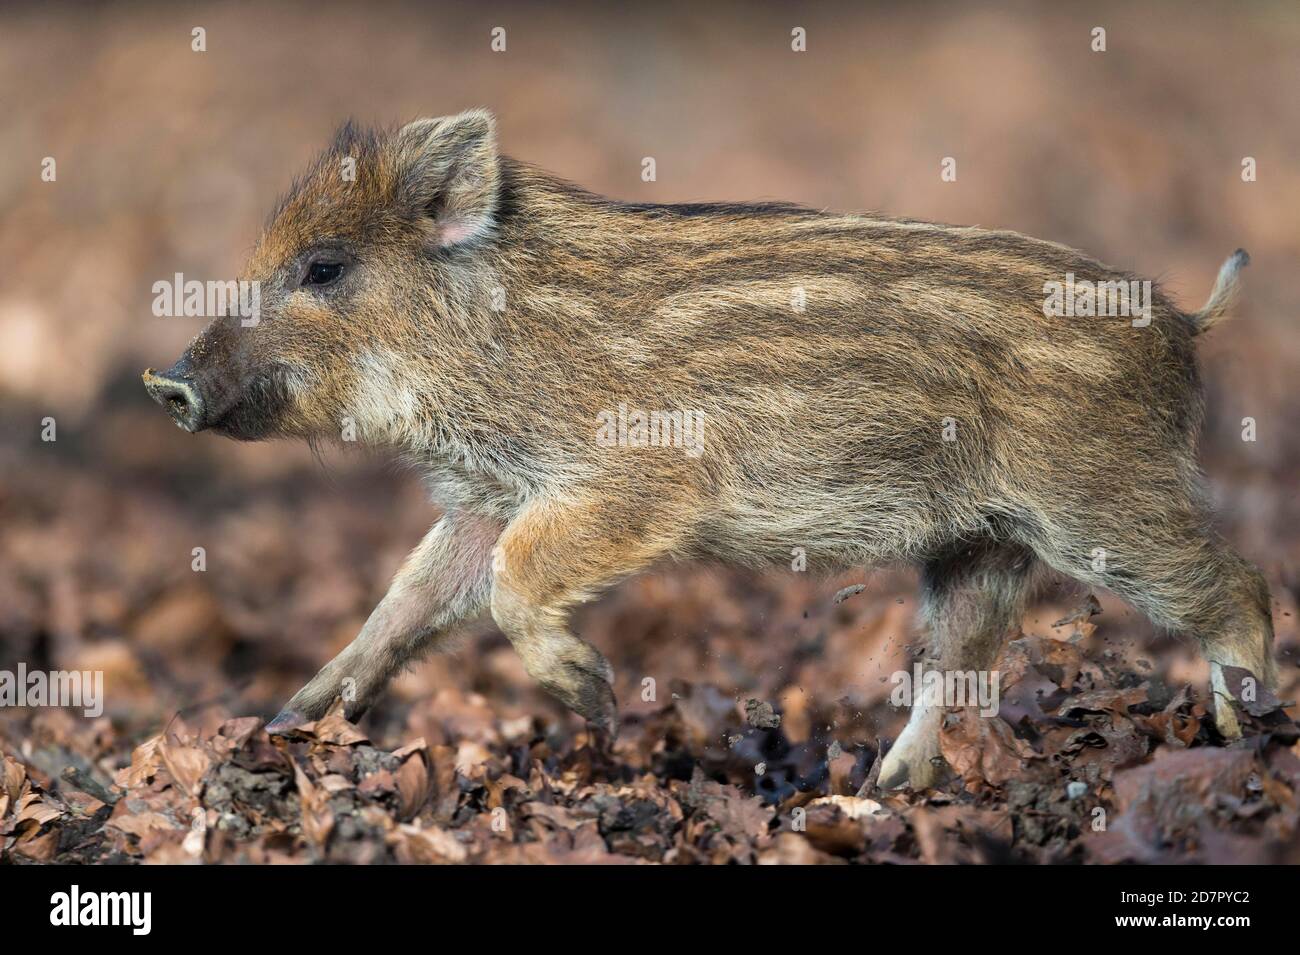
[1,0,1297,756]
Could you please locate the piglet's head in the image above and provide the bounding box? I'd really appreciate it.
[144,109,501,441]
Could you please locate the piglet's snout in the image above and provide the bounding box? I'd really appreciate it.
[143,359,207,433]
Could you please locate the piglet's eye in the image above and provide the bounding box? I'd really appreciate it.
[304,261,345,286]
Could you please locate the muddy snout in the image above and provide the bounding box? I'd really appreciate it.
[143,359,207,432]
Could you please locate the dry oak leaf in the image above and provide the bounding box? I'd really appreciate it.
[939,707,1039,789]
[810,795,887,820]
[388,822,468,864]
[12,821,59,862]
[1052,593,1103,643]
[681,769,774,843]
[159,733,213,797]
[759,831,846,865]
[16,790,63,827]
[394,748,432,821]
[115,734,166,790]
[799,799,880,856]
[2,756,26,809]
[1220,664,1292,718]
[292,761,335,848]
[211,716,264,756]
[1127,685,1200,748]
[305,709,369,746]
[1055,684,1151,719]
[996,635,1092,693]
[105,801,184,842]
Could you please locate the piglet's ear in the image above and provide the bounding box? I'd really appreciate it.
[395,109,500,249]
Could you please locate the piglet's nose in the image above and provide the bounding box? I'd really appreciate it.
[143,361,206,433]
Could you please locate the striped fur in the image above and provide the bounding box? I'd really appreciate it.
[157,111,1275,787]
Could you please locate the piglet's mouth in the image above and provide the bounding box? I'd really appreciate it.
[204,370,294,441]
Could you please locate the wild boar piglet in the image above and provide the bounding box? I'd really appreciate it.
[145,110,1274,789]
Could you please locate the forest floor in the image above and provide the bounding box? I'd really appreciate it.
[3,444,1298,864]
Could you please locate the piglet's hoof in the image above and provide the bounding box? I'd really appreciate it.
[265,708,309,735]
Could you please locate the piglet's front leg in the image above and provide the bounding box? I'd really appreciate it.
[267,511,502,732]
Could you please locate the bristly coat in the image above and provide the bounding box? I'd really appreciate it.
[144,110,1273,789]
